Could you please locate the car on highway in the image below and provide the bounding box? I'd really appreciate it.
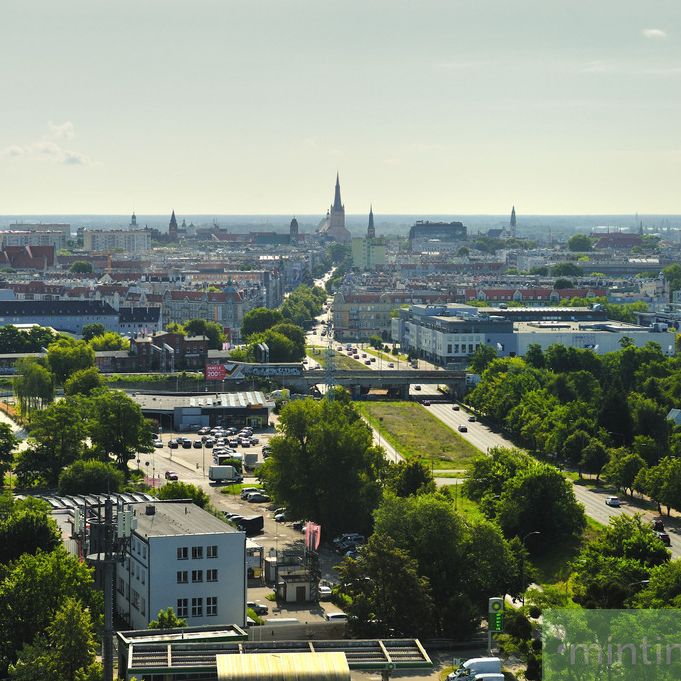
[423,400,431,406]
[467,415,476,422]
[364,360,371,365]
[652,519,665,532]
[164,471,179,481]
[414,385,421,390]
[656,531,672,546]
[388,362,394,368]
[361,353,367,358]
[371,357,376,362]
[605,496,621,507]
[452,404,460,411]
[458,425,468,432]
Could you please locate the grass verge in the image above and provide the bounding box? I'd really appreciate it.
[306,346,369,371]
[358,401,480,470]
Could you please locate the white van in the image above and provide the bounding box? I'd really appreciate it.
[324,612,348,622]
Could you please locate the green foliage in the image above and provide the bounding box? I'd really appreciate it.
[80,323,106,342]
[384,459,435,497]
[69,260,93,274]
[373,493,521,637]
[279,284,326,328]
[567,234,593,252]
[664,263,681,294]
[248,329,298,362]
[47,339,95,384]
[603,451,646,496]
[183,319,225,350]
[64,367,105,396]
[630,560,681,608]
[468,344,497,374]
[269,322,305,358]
[87,332,130,351]
[258,395,385,536]
[0,498,61,564]
[553,278,573,290]
[551,262,583,277]
[335,534,435,637]
[88,389,154,473]
[0,421,16,481]
[0,547,99,676]
[148,607,187,630]
[157,481,210,508]
[13,358,54,415]
[241,307,284,339]
[57,460,124,495]
[0,325,58,353]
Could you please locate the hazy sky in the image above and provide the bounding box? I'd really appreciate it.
[1,1,679,215]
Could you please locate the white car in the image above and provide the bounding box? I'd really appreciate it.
[605,496,621,507]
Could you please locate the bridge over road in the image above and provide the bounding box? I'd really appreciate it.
[205,360,466,398]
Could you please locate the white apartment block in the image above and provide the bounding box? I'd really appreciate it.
[0,230,66,250]
[116,501,246,630]
[83,229,151,254]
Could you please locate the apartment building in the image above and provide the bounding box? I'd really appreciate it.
[83,229,151,254]
[116,501,246,630]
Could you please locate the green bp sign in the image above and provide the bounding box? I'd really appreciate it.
[489,597,504,633]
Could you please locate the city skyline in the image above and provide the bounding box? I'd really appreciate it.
[1,0,680,214]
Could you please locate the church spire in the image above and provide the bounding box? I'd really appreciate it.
[510,205,517,238]
[333,172,343,210]
[169,210,178,241]
[367,205,375,239]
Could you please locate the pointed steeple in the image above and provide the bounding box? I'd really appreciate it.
[367,205,375,239]
[510,206,516,228]
[169,210,178,241]
[333,172,343,210]
[130,211,137,228]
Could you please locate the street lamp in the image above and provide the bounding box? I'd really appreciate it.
[521,531,541,604]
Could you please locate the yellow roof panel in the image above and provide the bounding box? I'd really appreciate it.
[217,651,350,681]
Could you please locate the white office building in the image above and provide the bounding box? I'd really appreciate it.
[83,229,151,253]
[116,501,246,630]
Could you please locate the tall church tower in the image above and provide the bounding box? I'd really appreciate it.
[169,210,178,241]
[289,217,299,242]
[130,211,137,228]
[367,205,375,239]
[510,206,517,238]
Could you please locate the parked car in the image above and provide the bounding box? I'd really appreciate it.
[153,439,163,448]
[318,583,333,600]
[247,492,270,503]
[198,427,210,435]
[292,520,305,532]
[181,439,192,449]
[240,487,259,499]
[250,435,260,444]
[205,439,215,448]
[605,496,621,507]
[168,439,179,449]
[332,533,365,547]
[193,440,203,448]
[164,471,179,481]
[247,601,269,615]
[274,511,287,522]
[458,425,468,432]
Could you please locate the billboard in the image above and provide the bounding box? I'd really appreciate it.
[204,361,303,381]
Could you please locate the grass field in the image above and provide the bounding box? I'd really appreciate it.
[306,346,369,371]
[358,401,481,470]
[364,346,409,363]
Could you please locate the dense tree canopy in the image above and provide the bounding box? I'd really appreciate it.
[0,325,58,353]
[241,307,284,339]
[13,358,54,415]
[57,460,124,495]
[46,339,95,384]
[87,331,130,351]
[0,497,60,564]
[157,482,209,508]
[567,234,593,252]
[63,367,105,396]
[182,319,225,350]
[259,394,385,536]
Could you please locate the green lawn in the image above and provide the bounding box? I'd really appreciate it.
[306,346,369,371]
[364,346,409,363]
[358,401,481,470]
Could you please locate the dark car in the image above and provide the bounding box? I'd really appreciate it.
[652,519,665,532]
[181,439,192,449]
[193,440,203,448]
[168,439,179,449]
[656,531,672,546]
[458,424,468,432]
[164,471,179,481]
[423,400,431,406]
[467,415,476,422]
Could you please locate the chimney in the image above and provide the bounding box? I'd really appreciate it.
[145,504,156,516]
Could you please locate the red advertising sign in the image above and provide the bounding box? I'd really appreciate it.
[205,364,227,380]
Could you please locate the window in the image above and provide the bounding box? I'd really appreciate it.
[192,598,203,617]
[207,545,218,559]
[177,547,188,560]
[177,571,188,584]
[207,597,218,616]
[141,597,146,616]
[192,570,203,583]
[177,599,188,618]
[191,546,203,560]
[207,569,218,582]
[117,577,125,595]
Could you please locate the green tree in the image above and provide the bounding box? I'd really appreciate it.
[580,439,609,480]
[0,547,99,676]
[269,322,306,359]
[88,390,154,473]
[64,367,105,397]
[553,278,574,290]
[630,560,681,608]
[335,534,435,637]
[551,262,583,277]
[0,325,57,353]
[57,460,124,495]
[259,395,385,536]
[13,358,54,415]
[47,339,95,384]
[148,607,187,630]
[663,263,681,296]
[524,344,545,369]
[241,307,284,339]
[248,329,297,362]
[468,344,497,374]
[0,422,17,482]
[80,323,106,342]
[87,332,130,351]
[603,451,646,497]
[567,234,593,252]
[69,261,93,274]
[157,481,210,508]
[368,335,383,350]
[0,498,61,564]
[384,459,435,497]
[183,319,225,350]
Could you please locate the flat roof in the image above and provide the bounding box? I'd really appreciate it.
[133,391,274,412]
[515,321,650,333]
[217,651,350,680]
[132,501,238,538]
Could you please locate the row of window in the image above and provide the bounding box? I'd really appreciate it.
[177,545,218,560]
[177,569,218,583]
[177,597,218,617]
[446,343,481,355]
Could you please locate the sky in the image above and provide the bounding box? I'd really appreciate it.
[0,0,680,215]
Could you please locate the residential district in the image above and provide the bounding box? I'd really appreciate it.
[2,176,681,681]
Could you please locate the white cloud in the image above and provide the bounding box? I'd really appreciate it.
[643,28,667,39]
[48,121,75,139]
[0,122,89,165]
